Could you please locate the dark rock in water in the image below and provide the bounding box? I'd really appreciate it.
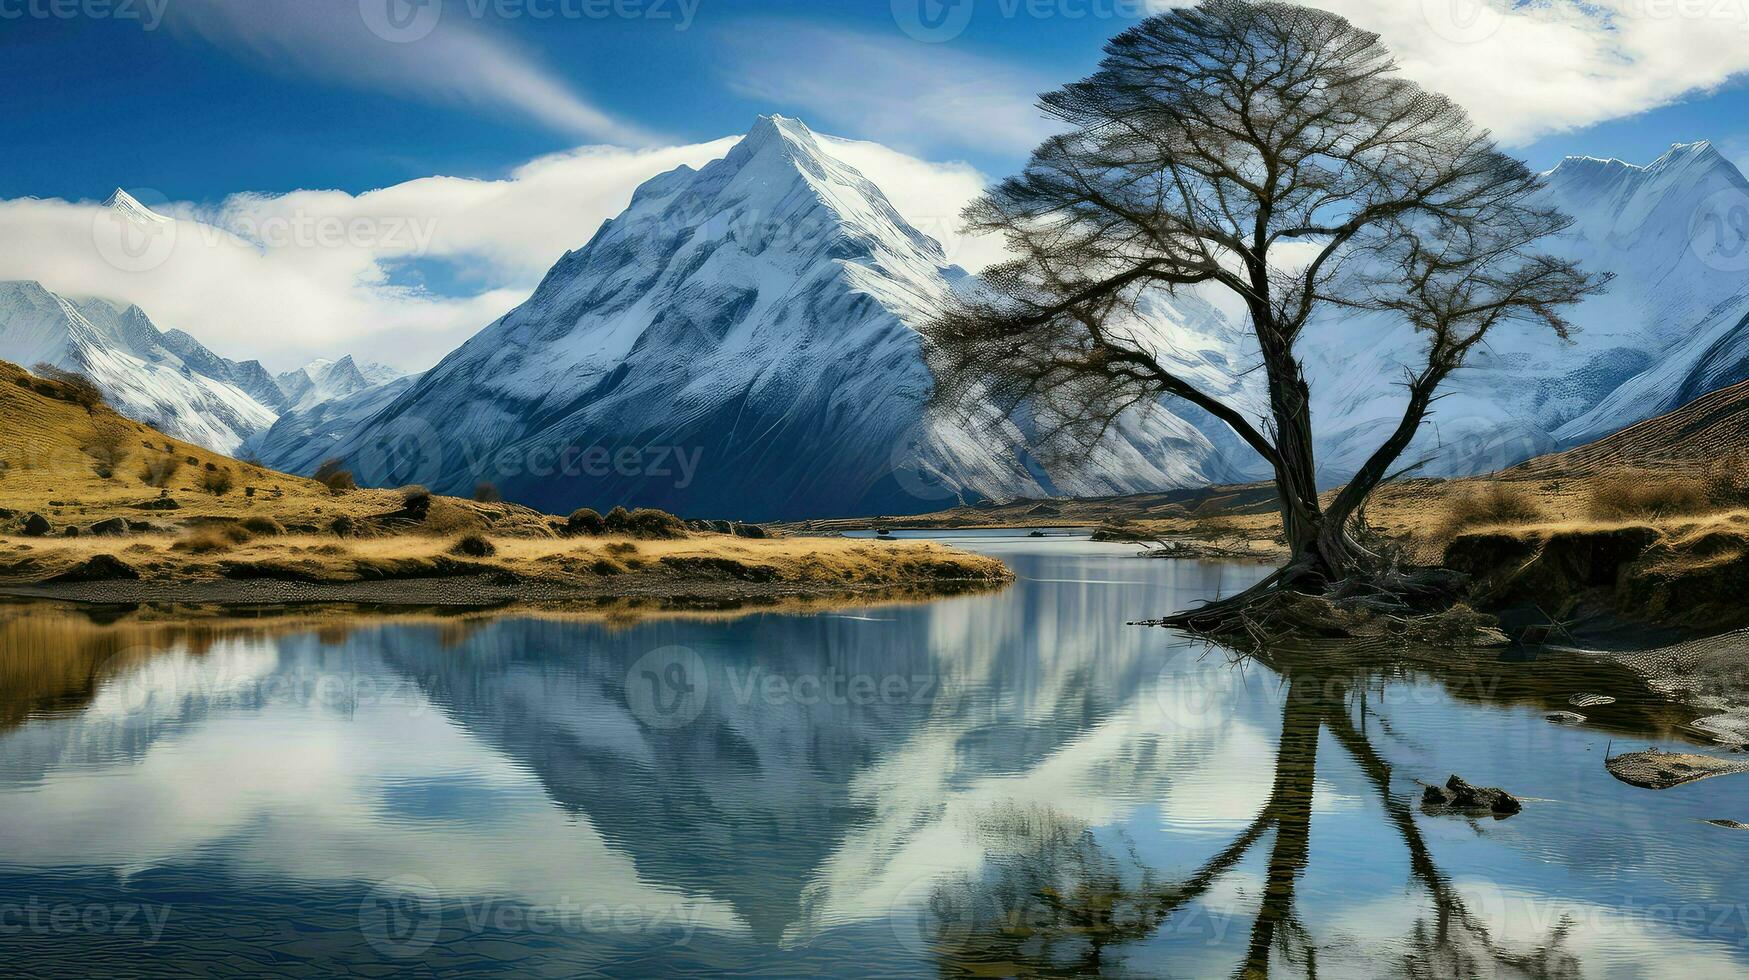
[1029,530,1047,537]
[22,513,51,537]
[1569,693,1616,707]
[1705,819,1749,831]
[44,554,140,583]
[89,517,128,536]
[1421,775,1522,818]
[1545,710,1587,725]
[1607,748,1749,789]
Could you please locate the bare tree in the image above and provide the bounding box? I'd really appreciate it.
[925,1,1603,615]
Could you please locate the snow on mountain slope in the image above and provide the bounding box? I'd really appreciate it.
[1303,141,1749,481]
[275,356,406,413]
[243,372,418,476]
[0,281,276,453]
[291,116,1249,518]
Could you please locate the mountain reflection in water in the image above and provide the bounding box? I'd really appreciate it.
[0,532,1745,977]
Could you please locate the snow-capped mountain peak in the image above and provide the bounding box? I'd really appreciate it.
[256,115,1245,517]
[102,188,170,224]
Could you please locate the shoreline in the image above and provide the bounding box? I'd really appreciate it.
[0,570,1008,614]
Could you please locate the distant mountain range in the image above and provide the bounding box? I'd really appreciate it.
[11,128,1749,518]
[0,194,403,454]
[1303,140,1749,482]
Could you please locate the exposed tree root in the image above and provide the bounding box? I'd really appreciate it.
[1137,561,1509,650]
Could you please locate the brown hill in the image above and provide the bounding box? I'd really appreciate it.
[1514,377,1749,477]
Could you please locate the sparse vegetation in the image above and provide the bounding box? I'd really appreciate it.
[32,363,105,411]
[314,459,356,494]
[0,358,1007,608]
[198,467,236,496]
[1443,483,1545,533]
[1587,474,1710,521]
[172,525,253,554]
[82,418,133,479]
[138,452,183,487]
[240,516,285,537]
[1704,452,1749,508]
[473,481,502,503]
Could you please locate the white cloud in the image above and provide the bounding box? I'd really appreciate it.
[162,0,657,145]
[1284,0,1749,145]
[819,136,1007,271]
[723,22,1057,157]
[0,132,998,372]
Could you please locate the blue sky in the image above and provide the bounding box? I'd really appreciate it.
[8,0,1749,370]
[9,0,1749,206]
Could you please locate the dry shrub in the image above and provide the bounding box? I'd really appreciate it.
[601,506,685,539]
[1705,453,1749,508]
[314,458,356,494]
[1587,474,1711,520]
[565,508,605,536]
[627,508,686,539]
[450,534,495,557]
[174,525,253,554]
[82,418,133,478]
[33,363,105,410]
[199,467,236,495]
[138,453,183,487]
[1445,483,1544,531]
[240,516,285,536]
[472,481,502,503]
[400,486,433,514]
[421,499,485,536]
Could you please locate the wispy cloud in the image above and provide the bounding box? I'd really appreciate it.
[1253,0,1749,145]
[163,0,658,145]
[721,21,1055,157]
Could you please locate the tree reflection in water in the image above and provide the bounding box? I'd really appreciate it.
[921,664,1583,979]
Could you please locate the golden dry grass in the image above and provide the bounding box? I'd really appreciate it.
[0,360,1008,594]
[0,530,1008,589]
[0,360,554,536]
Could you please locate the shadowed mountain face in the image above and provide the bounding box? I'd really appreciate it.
[283,117,1252,519]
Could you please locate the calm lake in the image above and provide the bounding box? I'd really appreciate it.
[1,531,1746,977]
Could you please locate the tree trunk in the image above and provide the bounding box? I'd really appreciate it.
[1263,356,1356,582]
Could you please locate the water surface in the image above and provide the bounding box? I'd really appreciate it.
[1,532,1746,977]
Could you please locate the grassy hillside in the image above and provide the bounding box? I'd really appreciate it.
[0,359,554,537]
[0,361,1009,599]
